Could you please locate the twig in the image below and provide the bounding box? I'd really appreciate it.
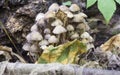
[0,22,26,63]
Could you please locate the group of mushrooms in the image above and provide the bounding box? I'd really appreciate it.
[22,3,94,58]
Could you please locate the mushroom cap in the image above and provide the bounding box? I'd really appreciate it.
[65,11,74,18]
[87,43,94,50]
[81,32,90,39]
[37,19,46,27]
[27,52,36,56]
[69,4,80,12]
[22,43,31,51]
[60,5,69,12]
[31,31,43,41]
[79,12,87,18]
[39,40,49,46]
[53,25,67,34]
[44,28,51,34]
[31,24,38,32]
[0,51,4,55]
[70,33,79,39]
[45,34,51,40]
[48,3,59,12]
[35,13,44,22]
[48,35,59,43]
[40,45,47,50]
[76,23,85,29]
[76,23,90,31]
[30,44,38,52]
[26,31,43,41]
[66,24,74,31]
[45,11,56,19]
[26,33,32,43]
[51,19,63,26]
[88,36,94,42]
[73,13,84,22]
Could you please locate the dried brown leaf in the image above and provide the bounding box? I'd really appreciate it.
[100,33,120,51]
[56,9,68,26]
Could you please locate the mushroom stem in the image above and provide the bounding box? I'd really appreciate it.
[28,52,35,62]
[52,43,55,46]
[61,33,66,44]
[57,34,60,45]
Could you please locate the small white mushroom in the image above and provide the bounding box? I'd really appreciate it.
[45,11,56,19]
[60,5,69,12]
[86,43,94,50]
[40,45,47,50]
[81,32,90,39]
[48,35,59,44]
[66,24,74,31]
[51,19,63,26]
[53,25,67,34]
[26,33,32,43]
[35,13,44,21]
[48,3,59,12]
[81,32,94,44]
[88,36,94,42]
[27,52,37,57]
[76,23,90,31]
[0,51,4,55]
[53,25,67,43]
[45,34,51,40]
[31,24,38,32]
[22,43,31,51]
[37,19,46,28]
[79,12,87,18]
[70,33,79,40]
[44,11,56,23]
[65,11,74,18]
[26,31,43,42]
[73,13,84,22]
[30,44,38,52]
[44,28,51,34]
[39,40,49,46]
[69,4,80,12]
[31,31,43,41]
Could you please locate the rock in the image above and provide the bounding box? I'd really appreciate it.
[6,16,33,33]
[9,0,28,5]
[0,0,4,7]
[109,15,120,35]
[16,0,48,18]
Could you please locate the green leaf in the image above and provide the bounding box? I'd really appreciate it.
[62,1,72,6]
[97,0,116,24]
[38,58,48,63]
[56,46,70,62]
[116,0,120,4]
[37,40,87,64]
[87,0,97,8]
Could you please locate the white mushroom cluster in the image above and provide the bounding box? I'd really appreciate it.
[81,32,94,50]
[22,3,91,56]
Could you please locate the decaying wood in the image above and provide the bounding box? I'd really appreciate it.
[0,62,120,75]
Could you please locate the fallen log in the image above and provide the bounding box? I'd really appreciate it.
[0,62,120,75]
